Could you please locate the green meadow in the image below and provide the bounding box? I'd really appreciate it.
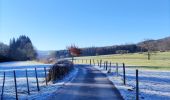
[75,51,170,70]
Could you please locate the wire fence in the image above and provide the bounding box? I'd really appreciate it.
[0,66,50,100]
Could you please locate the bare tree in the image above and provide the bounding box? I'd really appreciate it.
[140,39,156,60]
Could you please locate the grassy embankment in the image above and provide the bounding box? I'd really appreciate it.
[75,51,170,70]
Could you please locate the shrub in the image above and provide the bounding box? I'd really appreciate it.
[47,60,73,82]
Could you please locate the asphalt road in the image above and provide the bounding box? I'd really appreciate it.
[47,65,123,100]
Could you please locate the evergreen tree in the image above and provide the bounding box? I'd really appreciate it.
[9,35,37,60]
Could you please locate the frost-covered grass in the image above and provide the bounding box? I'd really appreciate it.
[0,61,78,100]
[25,66,78,100]
[94,64,170,100]
[0,61,52,99]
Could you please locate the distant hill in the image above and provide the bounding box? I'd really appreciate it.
[138,36,170,51]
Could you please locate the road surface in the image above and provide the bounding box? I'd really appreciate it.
[47,65,123,100]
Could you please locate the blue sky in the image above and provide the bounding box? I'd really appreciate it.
[0,0,170,50]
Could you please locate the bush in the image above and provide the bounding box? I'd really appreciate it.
[47,60,73,82]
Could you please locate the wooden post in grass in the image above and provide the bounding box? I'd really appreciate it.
[44,67,48,86]
[97,60,98,66]
[100,60,102,68]
[13,70,18,100]
[1,72,5,100]
[97,60,99,66]
[90,59,91,66]
[103,61,105,69]
[106,61,108,70]
[136,69,139,100]
[110,62,112,70]
[116,63,118,76]
[26,69,30,95]
[93,59,95,66]
[35,68,40,91]
[123,63,126,85]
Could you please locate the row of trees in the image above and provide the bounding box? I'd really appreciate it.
[46,36,170,61]
[81,44,144,56]
[54,44,145,58]
[0,35,37,62]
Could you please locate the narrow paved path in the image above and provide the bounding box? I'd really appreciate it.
[48,65,123,100]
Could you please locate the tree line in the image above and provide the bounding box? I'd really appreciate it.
[0,35,37,62]
[54,44,145,58]
[54,36,170,60]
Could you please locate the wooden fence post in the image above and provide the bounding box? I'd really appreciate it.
[26,69,30,95]
[123,63,126,85]
[136,69,139,100]
[35,68,40,91]
[1,72,5,100]
[93,59,95,66]
[100,60,102,68]
[106,61,108,70]
[103,61,105,69]
[13,70,18,100]
[116,63,118,76]
[99,60,100,66]
[90,59,91,66]
[97,60,99,66]
[110,62,112,70]
[44,67,48,86]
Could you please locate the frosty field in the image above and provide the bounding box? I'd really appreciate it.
[1,61,170,100]
[94,64,170,100]
[0,61,78,100]
[0,61,52,99]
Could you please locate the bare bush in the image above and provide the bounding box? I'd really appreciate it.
[47,60,73,82]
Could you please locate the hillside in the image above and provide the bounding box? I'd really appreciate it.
[138,36,170,51]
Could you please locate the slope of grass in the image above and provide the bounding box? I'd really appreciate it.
[75,51,170,70]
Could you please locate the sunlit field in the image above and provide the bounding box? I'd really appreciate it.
[75,51,170,70]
